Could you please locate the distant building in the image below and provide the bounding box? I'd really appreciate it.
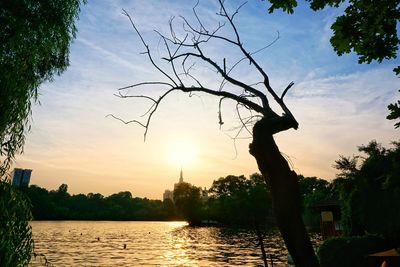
[11,168,32,187]
[163,190,173,201]
[163,169,185,202]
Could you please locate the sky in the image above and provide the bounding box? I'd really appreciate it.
[14,0,399,199]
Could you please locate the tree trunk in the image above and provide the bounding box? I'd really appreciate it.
[249,118,319,267]
[255,220,268,267]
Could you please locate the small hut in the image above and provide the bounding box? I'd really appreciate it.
[311,198,342,239]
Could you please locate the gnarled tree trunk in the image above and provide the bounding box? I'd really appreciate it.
[249,118,319,267]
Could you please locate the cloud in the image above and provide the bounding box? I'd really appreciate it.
[77,37,151,75]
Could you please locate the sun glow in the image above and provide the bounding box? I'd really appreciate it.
[166,139,198,167]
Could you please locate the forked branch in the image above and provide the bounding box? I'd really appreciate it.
[114,0,298,139]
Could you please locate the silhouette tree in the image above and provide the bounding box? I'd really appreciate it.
[173,182,203,225]
[117,1,318,266]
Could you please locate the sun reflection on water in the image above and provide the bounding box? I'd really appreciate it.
[30,221,319,266]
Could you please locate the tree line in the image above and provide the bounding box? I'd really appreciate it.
[22,185,177,221]
[20,139,400,246]
[21,172,284,224]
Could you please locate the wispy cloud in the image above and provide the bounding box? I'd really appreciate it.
[77,37,151,75]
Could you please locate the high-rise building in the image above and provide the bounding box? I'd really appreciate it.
[11,168,32,187]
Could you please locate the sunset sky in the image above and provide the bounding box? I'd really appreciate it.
[14,0,399,199]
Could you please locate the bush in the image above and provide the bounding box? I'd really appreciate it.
[318,235,389,267]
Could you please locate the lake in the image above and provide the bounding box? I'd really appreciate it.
[30,221,320,266]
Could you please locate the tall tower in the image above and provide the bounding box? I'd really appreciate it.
[179,168,183,183]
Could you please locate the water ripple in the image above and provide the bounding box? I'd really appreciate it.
[30,221,319,266]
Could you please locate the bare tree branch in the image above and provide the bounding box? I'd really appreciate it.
[164,52,271,111]
[281,81,294,100]
[106,114,146,128]
[122,9,178,87]
[118,81,174,91]
[115,1,299,140]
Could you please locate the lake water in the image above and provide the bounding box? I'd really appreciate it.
[30,221,320,266]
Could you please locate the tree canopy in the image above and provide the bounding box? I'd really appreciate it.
[208,174,273,226]
[173,182,204,225]
[0,0,85,175]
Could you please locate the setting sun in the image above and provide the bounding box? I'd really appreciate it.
[166,139,198,168]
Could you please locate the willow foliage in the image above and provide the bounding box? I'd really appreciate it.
[0,0,86,175]
[0,180,33,266]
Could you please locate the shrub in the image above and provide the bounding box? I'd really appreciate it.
[318,235,389,267]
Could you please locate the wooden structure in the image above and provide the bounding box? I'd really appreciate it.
[311,199,342,239]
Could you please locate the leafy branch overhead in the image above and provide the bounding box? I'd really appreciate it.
[267,0,400,129]
[387,91,400,128]
[267,0,400,64]
[115,0,298,140]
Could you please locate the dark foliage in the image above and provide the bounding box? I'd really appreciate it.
[332,140,400,244]
[0,180,33,266]
[317,235,389,267]
[207,174,274,227]
[173,182,203,225]
[298,175,332,230]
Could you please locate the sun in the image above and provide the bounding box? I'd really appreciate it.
[166,139,198,168]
